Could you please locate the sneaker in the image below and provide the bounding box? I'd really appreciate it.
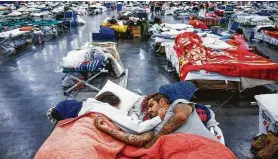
[46,107,57,123]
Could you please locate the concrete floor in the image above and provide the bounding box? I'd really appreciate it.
[0,10,277,159]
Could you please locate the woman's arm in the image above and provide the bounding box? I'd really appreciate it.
[95,116,154,147]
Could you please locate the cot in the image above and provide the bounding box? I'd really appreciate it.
[0,28,32,51]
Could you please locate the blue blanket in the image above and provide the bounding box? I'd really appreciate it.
[159,81,196,102]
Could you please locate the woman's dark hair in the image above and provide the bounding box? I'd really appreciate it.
[95,91,121,107]
[236,28,244,34]
[154,16,162,24]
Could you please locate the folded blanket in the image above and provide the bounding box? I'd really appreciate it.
[75,59,104,71]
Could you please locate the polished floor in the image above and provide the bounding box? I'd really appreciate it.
[0,10,277,159]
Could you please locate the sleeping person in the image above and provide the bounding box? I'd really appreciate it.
[79,91,168,134]
[47,91,167,135]
[95,93,219,148]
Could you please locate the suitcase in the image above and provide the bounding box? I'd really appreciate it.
[92,27,115,41]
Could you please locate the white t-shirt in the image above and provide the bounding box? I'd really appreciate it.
[199,8,206,18]
[78,98,162,134]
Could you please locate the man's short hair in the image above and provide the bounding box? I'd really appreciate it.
[151,93,170,105]
[95,91,120,107]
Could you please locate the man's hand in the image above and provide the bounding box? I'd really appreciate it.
[158,108,168,120]
[95,116,111,133]
[95,115,154,147]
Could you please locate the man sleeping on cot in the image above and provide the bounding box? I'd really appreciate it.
[95,93,219,148]
[49,90,219,148]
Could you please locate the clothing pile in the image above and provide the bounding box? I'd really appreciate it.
[61,42,124,87]
[149,23,195,45]
[75,47,107,72]
[251,132,278,159]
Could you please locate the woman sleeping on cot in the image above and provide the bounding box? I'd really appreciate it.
[47,91,168,145]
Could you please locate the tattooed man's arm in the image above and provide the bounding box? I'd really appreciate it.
[95,116,154,147]
[145,103,193,148]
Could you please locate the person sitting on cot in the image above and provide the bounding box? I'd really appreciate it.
[95,93,219,148]
[231,28,248,42]
[47,91,167,135]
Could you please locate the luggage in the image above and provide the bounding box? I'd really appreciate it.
[92,27,115,41]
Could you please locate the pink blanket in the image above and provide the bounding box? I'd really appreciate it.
[35,113,236,159]
[35,113,125,159]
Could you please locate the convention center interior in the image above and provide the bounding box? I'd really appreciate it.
[0,1,278,159]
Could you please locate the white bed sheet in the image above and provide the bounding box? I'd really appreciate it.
[163,23,193,30]
[154,37,174,44]
[185,70,241,82]
[0,29,29,38]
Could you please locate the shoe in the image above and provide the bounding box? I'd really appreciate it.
[256,132,278,159]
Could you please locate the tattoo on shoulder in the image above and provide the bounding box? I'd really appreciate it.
[157,104,192,137]
[175,103,193,113]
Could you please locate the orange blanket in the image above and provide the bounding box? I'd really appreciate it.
[35,113,125,159]
[120,133,236,159]
[35,113,236,159]
[265,30,278,39]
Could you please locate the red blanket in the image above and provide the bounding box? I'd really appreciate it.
[36,113,237,159]
[174,32,278,81]
[120,133,236,159]
[265,30,278,39]
[189,20,208,29]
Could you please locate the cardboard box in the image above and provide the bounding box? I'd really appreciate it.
[255,94,278,134]
[132,27,141,38]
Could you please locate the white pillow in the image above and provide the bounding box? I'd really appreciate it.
[96,80,141,113]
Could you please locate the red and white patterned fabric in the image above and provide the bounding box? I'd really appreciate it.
[174,32,278,81]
